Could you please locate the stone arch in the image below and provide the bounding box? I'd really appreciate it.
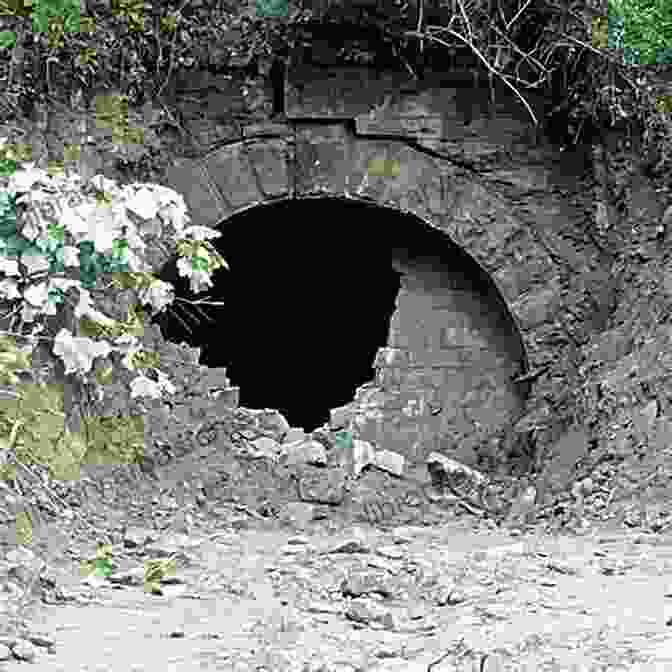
[159,131,559,465]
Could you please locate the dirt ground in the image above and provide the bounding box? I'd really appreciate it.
[2,437,672,672]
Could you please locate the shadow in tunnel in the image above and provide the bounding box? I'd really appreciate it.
[150,197,402,430]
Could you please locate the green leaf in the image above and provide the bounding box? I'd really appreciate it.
[256,0,288,17]
[96,543,113,560]
[92,557,114,577]
[190,255,210,272]
[15,509,33,546]
[0,159,18,177]
[144,580,162,594]
[0,30,16,49]
[334,431,353,451]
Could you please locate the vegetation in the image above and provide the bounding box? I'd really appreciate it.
[0,0,667,161]
[608,0,672,65]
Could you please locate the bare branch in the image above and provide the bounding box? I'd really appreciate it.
[487,22,549,76]
[417,0,425,55]
[455,0,474,44]
[503,0,533,31]
[403,28,539,125]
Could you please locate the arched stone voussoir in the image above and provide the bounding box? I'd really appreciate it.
[443,181,557,291]
[200,141,267,213]
[159,130,566,393]
[390,189,559,379]
[162,159,230,231]
[294,125,352,197]
[445,214,561,371]
[361,143,458,219]
[243,137,292,199]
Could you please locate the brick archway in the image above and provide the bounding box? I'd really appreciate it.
[159,128,560,465]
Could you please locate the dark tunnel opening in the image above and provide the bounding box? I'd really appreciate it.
[150,197,404,431]
[149,197,529,432]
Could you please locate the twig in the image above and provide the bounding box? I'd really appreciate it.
[155,0,194,100]
[173,296,227,308]
[7,23,25,92]
[175,299,217,325]
[550,32,624,65]
[164,302,195,335]
[487,22,550,79]
[504,0,533,31]
[455,0,473,44]
[402,28,539,125]
[391,41,420,79]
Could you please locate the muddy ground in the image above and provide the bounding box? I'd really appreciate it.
[1,435,672,671]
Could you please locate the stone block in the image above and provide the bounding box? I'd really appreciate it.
[203,143,264,210]
[330,405,353,429]
[491,265,539,301]
[257,409,291,436]
[374,366,405,388]
[198,367,230,389]
[163,160,230,229]
[351,414,385,446]
[354,386,405,410]
[294,125,351,195]
[355,114,443,142]
[366,156,402,178]
[286,65,404,118]
[243,122,293,138]
[351,439,376,476]
[310,427,335,450]
[483,167,550,192]
[286,64,470,124]
[372,448,405,476]
[279,502,315,529]
[347,138,392,200]
[296,466,347,505]
[385,149,455,216]
[284,427,307,443]
[375,421,423,459]
[352,143,449,218]
[244,138,291,198]
[250,436,282,460]
[211,388,239,412]
[281,439,328,466]
[374,347,410,367]
[173,404,193,425]
[512,285,562,330]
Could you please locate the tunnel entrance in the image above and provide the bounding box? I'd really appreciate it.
[151,195,529,463]
[150,197,403,431]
